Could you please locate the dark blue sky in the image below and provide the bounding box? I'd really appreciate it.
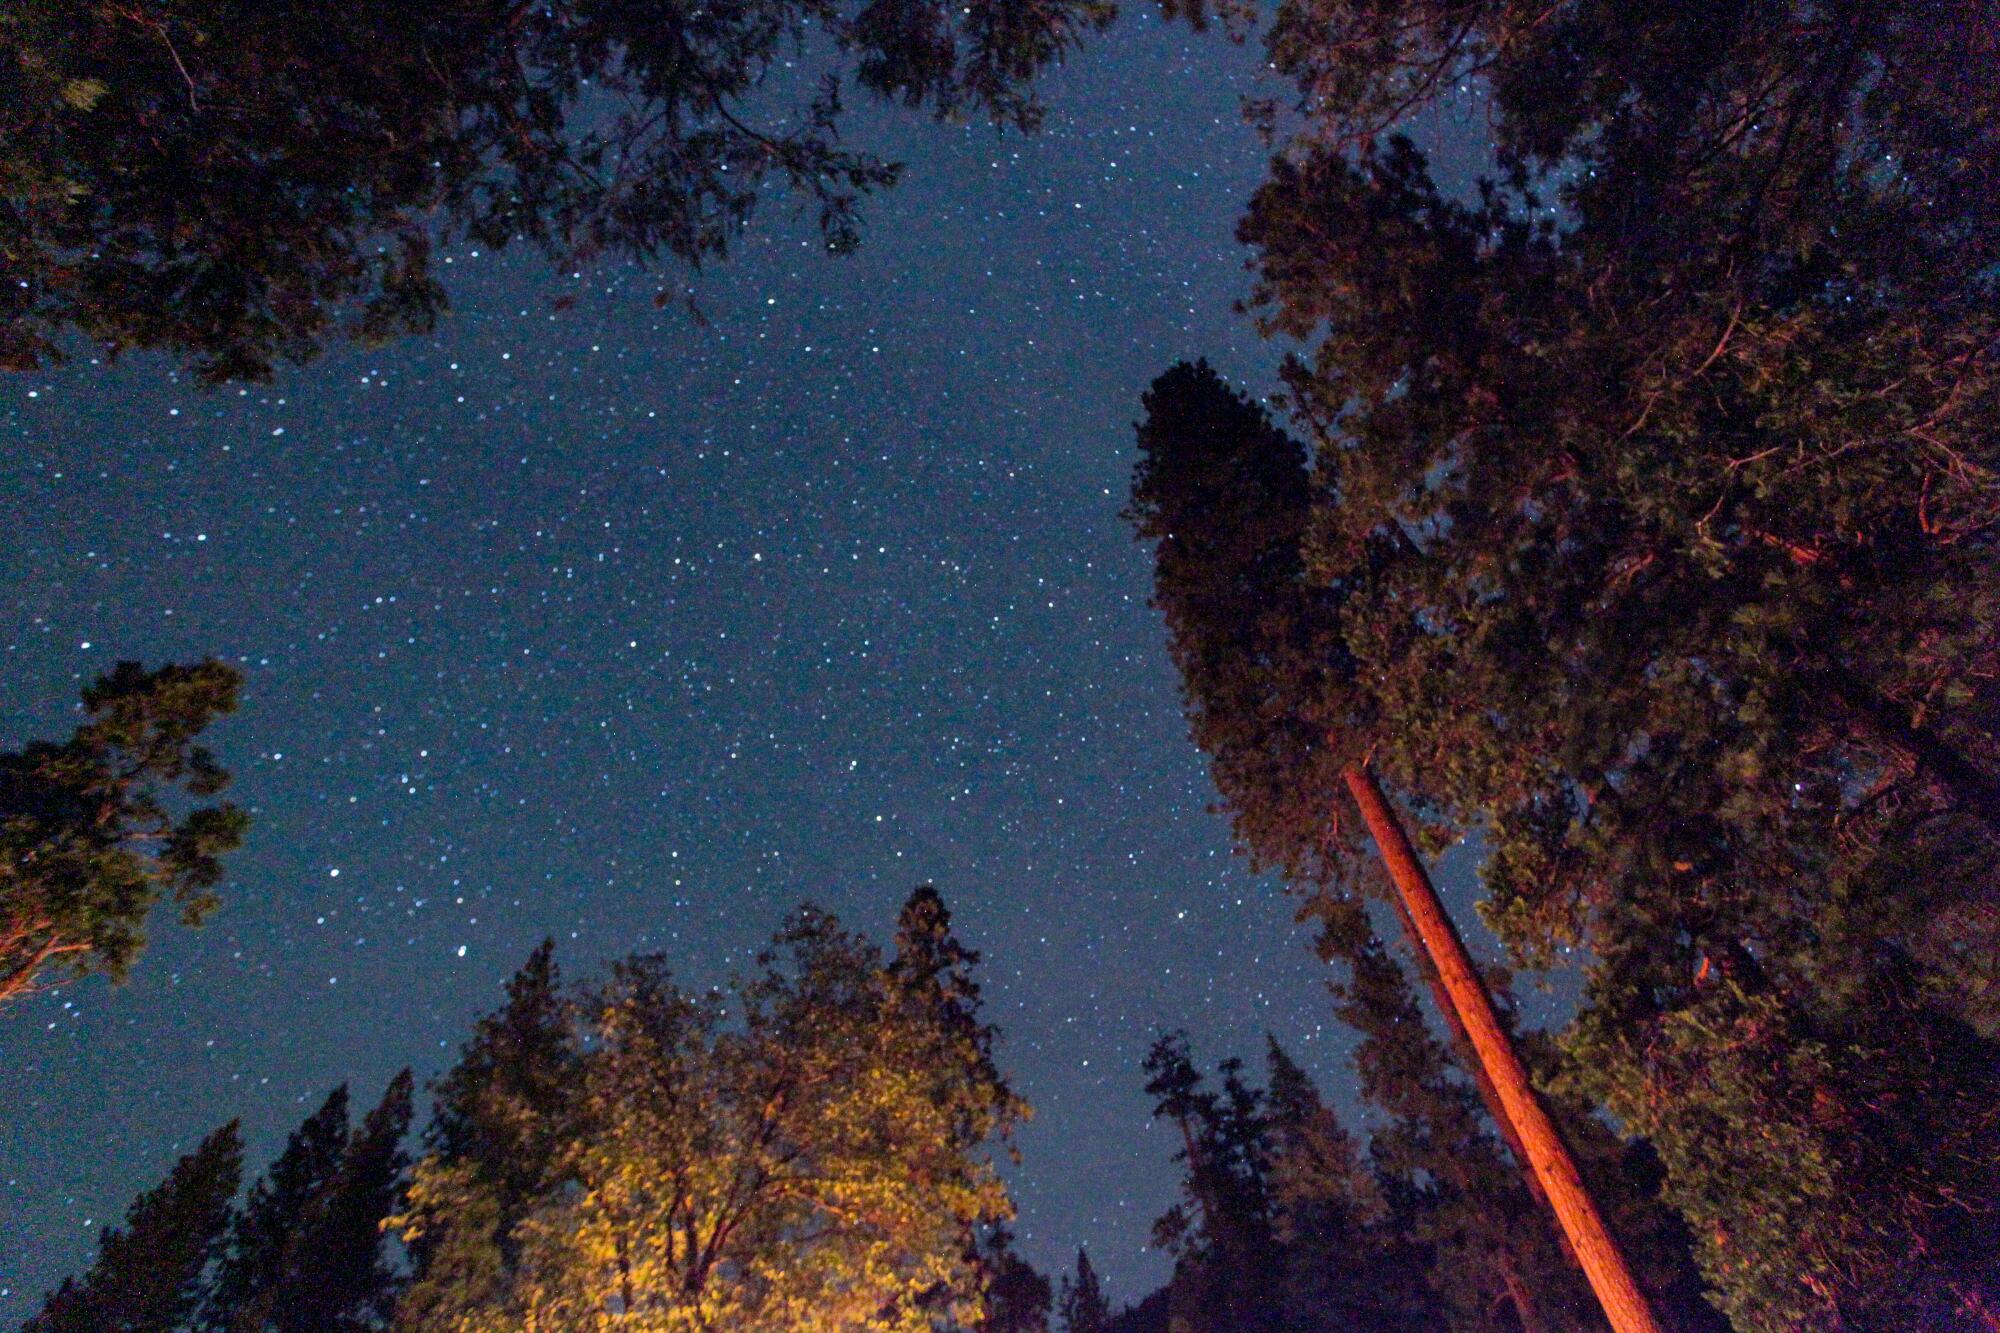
[1,13,1502,1316]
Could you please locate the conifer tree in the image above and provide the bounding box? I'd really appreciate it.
[1222,4,2000,1325]
[1141,1032,1287,1333]
[203,1088,351,1333]
[969,1228,1053,1333]
[1128,359,1662,1332]
[1259,1038,1426,1333]
[1057,1251,1111,1333]
[278,1072,413,1333]
[1,660,247,1007]
[203,1073,413,1333]
[24,1123,241,1333]
[397,940,579,1331]
[1333,936,1597,1333]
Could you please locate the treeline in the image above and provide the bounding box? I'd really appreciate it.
[16,889,1723,1333]
[28,890,1035,1333]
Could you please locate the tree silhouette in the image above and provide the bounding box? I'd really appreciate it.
[200,1073,412,1333]
[25,1123,242,1333]
[1056,1251,1110,1333]
[3,0,1124,383]
[1128,359,1663,1332]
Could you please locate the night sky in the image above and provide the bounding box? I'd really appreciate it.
[0,14,1501,1315]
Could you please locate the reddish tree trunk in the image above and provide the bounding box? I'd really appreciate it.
[1382,889,1565,1331]
[1342,764,1665,1333]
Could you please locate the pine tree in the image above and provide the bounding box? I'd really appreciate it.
[25,1123,241,1333]
[394,940,577,1332]
[970,1228,1053,1333]
[1,660,247,1007]
[1224,4,2000,1325]
[202,1072,411,1333]
[204,1087,351,1333]
[1141,1032,1286,1333]
[1057,1251,1110,1333]
[1331,938,1595,1333]
[1259,1039,1422,1333]
[1129,359,1663,1332]
[275,1072,413,1333]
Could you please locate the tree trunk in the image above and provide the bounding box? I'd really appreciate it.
[1496,1249,1552,1333]
[1342,763,1665,1333]
[1383,888,1571,1325]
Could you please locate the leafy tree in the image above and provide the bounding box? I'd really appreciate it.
[392,888,1024,1332]
[0,0,1130,384]
[1226,3,2000,1325]
[24,1123,242,1333]
[0,660,247,1008]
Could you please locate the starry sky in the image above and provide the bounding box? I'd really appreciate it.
[0,13,1505,1316]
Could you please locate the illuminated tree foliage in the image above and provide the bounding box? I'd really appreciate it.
[0,0,1127,383]
[1222,2,2000,1327]
[393,887,1025,1332]
[0,660,247,1008]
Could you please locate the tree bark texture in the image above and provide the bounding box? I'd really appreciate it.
[1342,764,1666,1333]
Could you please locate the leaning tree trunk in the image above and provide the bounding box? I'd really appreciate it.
[1381,888,1559,1333]
[1341,763,1665,1333]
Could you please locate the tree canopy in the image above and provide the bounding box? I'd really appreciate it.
[0,0,1145,384]
[1191,1,2000,1325]
[26,889,1027,1333]
[0,660,248,1008]
[392,887,1026,1332]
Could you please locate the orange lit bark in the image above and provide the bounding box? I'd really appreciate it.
[1382,889,1558,1333]
[1342,764,1665,1333]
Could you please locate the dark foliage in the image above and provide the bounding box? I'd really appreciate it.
[1222,2,2000,1326]
[0,0,1133,384]
[25,1124,242,1333]
[202,1072,414,1333]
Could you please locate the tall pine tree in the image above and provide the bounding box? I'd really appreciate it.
[1225,4,2000,1325]
[1129,358,1662,1331]
[25,1123,241,1333]
[203,1073,412,1333]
